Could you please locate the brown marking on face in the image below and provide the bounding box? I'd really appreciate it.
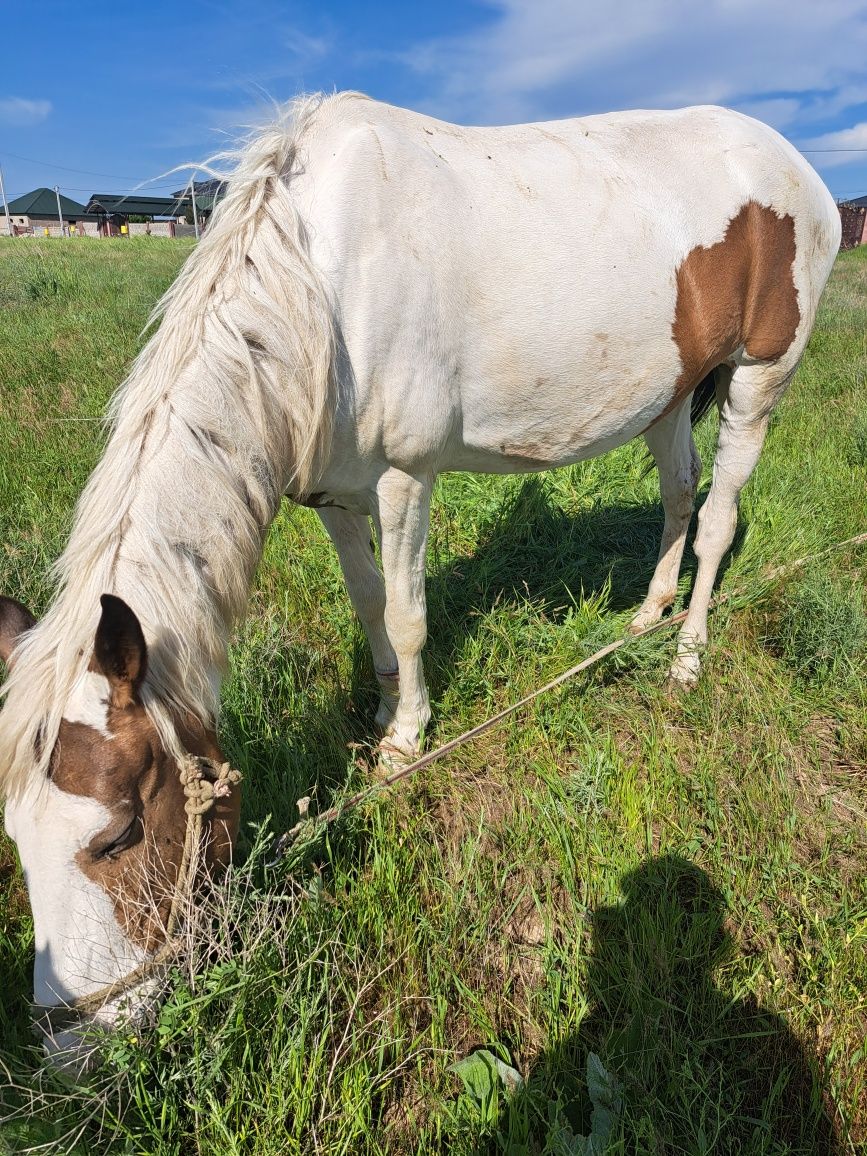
[0,597,37,666]
[655,201,800,426]
[52,707,239,953]
[2,593,240,954]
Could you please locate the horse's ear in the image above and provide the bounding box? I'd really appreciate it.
[93,595,147,707]
[0,597,37,667]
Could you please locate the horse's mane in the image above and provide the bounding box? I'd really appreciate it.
[0,93,344,800]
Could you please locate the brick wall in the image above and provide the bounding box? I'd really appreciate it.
[838,202,866,249]
[128,220,176,237]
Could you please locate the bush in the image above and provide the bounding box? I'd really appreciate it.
[767,569,867,685]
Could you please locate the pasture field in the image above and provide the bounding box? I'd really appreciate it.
[0,235,865,1154]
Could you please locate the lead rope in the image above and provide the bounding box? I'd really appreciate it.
[69,757,241,1018]
[61,529,867,1023]
[270,529,867,862]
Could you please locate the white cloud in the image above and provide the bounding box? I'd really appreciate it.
[283,27,330,65]
[401,0,867,129]
[0,96,52,125]
[801,121,867,166]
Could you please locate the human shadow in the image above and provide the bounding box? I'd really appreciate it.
[489,856,839,1155]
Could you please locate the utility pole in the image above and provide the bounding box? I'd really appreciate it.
[0,164,12,236]
[189,177,200,240]
[54,184,65,237]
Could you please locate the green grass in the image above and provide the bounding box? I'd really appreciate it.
[0,235,865,1154]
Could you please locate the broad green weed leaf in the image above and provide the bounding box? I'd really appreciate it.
[449,1047,524,1109]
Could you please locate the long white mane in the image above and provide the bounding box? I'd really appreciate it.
[0,94,339,800]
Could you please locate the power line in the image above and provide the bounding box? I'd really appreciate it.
[5,182,188,196]
[0,149,173,183]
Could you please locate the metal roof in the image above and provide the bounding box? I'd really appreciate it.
[171,178,226,202]
[85,193,188,217]
[5,187,97,219]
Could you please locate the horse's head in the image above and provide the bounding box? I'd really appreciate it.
[0,594,240,1062]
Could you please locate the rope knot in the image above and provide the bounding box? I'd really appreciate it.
[179,755,242,816]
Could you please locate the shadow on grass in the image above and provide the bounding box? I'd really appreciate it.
[222,476,686,831]
[431,475,676,624]
[218,639,381,840]
[225,474,751,835]
[487,855,838,1155]
[424,474,748,700]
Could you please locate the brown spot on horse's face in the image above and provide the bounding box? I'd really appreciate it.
[666,201,800,415]
[53,707,238,954]
[0,592,240,1015]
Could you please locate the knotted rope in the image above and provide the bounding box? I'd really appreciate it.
[67,756,241,1019]
[270,530,867,863]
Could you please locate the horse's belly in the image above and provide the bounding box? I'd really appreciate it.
[450,325,682,473]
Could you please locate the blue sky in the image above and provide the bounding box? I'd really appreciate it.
[3,0,867,205]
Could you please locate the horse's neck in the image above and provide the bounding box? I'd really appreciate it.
[102,384,285,720]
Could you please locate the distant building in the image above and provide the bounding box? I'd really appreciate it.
[172,179,226,228]
[4,182,225,240]
[84,194,189,237]
[5,188,100,237]
[838,196,867,249]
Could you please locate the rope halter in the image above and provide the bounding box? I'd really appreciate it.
[60,753,242,1021]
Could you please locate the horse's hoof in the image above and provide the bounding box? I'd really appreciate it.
[374,740,418,779]
[627,616,654,635]
[629,598,674,634]
[666,653,700,690]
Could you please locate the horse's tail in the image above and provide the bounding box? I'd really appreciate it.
[639,365,726,479]
[691,363,738,430]
[690,367,721,428]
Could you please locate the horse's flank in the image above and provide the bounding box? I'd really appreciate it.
[0,94,338,801]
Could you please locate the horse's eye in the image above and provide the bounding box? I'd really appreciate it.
[93,816,139,861]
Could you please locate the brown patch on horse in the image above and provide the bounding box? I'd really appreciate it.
[658,200,800,423]
[0,597,36,666]
[53,708,238,952]
[51,595,238,951]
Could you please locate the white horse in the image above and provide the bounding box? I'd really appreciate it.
[0,93,840,1054]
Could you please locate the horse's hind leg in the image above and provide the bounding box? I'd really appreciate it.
[669,360,794,687]
[630,398,701,633]
[317,507,400,728]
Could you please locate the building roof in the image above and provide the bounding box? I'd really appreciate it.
[85,193,188,218]
[5,187,97,219]
[172,178,226,204]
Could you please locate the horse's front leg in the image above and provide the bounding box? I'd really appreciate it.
[372,468,433,764]
[316,507,399,729]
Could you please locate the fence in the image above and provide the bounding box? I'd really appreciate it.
[838,202,867,249]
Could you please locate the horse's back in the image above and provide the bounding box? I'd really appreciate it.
[302,96,836,253]
[298,96,840,476]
